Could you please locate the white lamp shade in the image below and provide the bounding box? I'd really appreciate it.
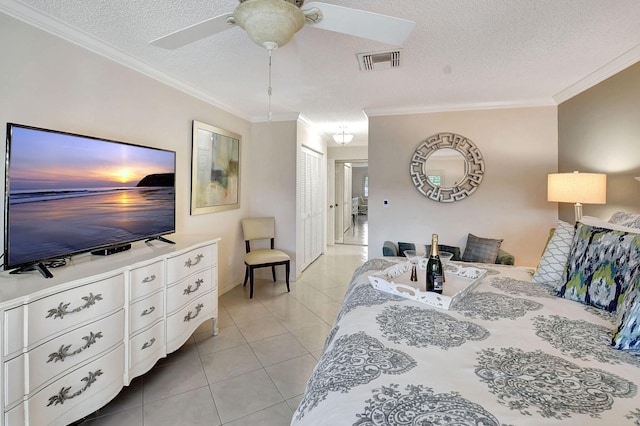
[547,172,607,204]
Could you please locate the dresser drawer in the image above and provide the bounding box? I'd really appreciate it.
[29,309,124,395]
[5,402,25,426]
[4,353,25,409]
[166,293,213,353]
[128,321,165,378]
[3,305,24,357]
[129,290,164,334]
[27,343,125,426]
[18,273,125,349]
[166,243,216,283]
[166,269,212,314]
[129,260,165,301]
[27,345,124,425]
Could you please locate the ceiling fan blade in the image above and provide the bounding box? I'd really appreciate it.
[303,2,415,46]
[149,12,235,49]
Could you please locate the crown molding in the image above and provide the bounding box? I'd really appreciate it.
[0,0,251,121]
[364,99,556,117]
[250,112,301,123]
[553,43,640,104]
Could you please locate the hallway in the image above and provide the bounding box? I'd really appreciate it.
[342,214,367,246]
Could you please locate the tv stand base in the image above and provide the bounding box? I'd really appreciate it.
[146,235,176,245]
[9,262,54,278]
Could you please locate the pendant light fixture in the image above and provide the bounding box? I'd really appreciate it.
[333,127,354,144]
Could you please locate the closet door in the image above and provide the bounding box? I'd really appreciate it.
[299,147,324,270]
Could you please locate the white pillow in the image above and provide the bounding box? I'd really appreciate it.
[532,220,575,286]
[608,211,640,229]
[581,216,640,234]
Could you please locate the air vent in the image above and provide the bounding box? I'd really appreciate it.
[356,49,403,71]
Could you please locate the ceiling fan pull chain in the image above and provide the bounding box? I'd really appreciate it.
[267,47,273,121]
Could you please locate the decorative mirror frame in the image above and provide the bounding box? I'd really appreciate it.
[409,132,484,203]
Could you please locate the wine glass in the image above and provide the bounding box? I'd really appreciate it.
[403,250,424,281]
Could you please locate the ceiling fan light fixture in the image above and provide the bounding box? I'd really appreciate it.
[234,0,305,49]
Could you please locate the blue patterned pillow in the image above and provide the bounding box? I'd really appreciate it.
[612,269,640,350]
[554,222,640,312]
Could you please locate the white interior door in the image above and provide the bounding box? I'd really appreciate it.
[299,147,324,270]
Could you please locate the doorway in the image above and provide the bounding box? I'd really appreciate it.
[334,161,368,246]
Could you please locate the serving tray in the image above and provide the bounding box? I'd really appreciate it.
[368,261,487,309]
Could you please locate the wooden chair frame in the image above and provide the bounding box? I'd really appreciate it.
[243,237,290,299]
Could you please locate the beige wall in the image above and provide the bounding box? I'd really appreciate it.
[368,107,558,266]
[245,120,298,278]
[250,118,328,278]
[0,13,252,294]
[558,62,640,222]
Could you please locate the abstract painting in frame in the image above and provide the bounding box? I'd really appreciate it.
[191,120,241,214]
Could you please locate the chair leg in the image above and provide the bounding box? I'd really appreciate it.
[249,267,255,299]
[243,266,249,287]
[285,261,290,293]
[271,265,276,282]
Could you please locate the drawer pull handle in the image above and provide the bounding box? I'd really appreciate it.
[141,306,156,316]
[184,303,204,322]
[142,338,156,350]
[183,278,203,295]
[184,253,204,268]
[46,293,103,320]
[47,369,103,406]
[47,331,104,363]
[142,274,156,283]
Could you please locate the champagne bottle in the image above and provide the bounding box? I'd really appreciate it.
[426,234,444,294]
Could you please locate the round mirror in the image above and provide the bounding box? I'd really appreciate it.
[424,148,467,188]
[410,133,484,203]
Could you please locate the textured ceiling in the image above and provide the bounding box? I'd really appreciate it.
[3,0,640,146]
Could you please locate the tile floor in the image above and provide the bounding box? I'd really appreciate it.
[78,244,368,426]
[342,214,367,246]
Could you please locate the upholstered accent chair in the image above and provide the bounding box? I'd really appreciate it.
[241,217,290,298]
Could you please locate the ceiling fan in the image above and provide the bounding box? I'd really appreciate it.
[149,0,416,51]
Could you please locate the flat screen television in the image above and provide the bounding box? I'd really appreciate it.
[4,123,176,277]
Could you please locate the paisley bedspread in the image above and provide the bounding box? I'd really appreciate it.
[291,258,640,425]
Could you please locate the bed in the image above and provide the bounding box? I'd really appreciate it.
[291,224,640,426]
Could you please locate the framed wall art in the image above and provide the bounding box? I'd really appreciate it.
[191,120,241,215]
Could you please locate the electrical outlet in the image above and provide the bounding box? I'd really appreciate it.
[383,199,389,207]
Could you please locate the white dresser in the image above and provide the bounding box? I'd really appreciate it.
[0,235,219,426]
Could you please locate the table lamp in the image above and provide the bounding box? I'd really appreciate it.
[548,171,607,222]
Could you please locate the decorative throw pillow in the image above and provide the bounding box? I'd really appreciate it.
[461,234,503,263]
[397,242,426,257]
[425,244,462,261]
[554,222,640,312]
[609,211,640,229]
[581,216,640,233]
[398,242,461,260]
[612,269,640,350]
[532,220,575,286]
